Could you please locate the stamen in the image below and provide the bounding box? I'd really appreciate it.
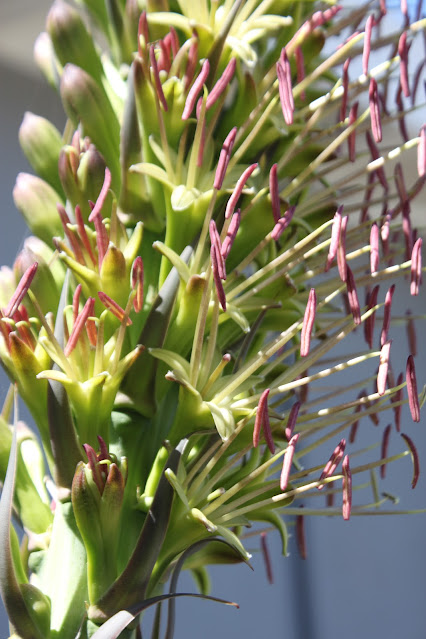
[72,284,82,323]
[182,59,210,120]
[221,211,241,260]
[406,355,420,422]
[131,256,144,313]
[253,388,270,449]
[75,205,97,266]
[4,262,37,318]
[224,163,258,219]
[295,46,306,100]
[98,292,132,326]
[365,131,388,190]
[285,401,301,441]
[370,222,380,274]
[348,102,359,162]
[260,532,274,584]
[337,215,348,282]
[362,14,374,76]
[206,58,236,110]
[149,45,168,112]
[406,310,417,356]
[65,297,95,356]
[398,32,410,97]
[183,38,198,92]
[340,58,350,122]
[271,206,296,241]
[209,220,226,280]
[380,424,392,479]
[300,288,316,357]
[211,246,226,311]
[325,206,343,272]
[410,237,422,296]
[318,439,346,490]
[400,433,420,489]
[57,204,84,264]
[280,433,299,491]
[380,284,395,346]
[269,164,280,223]
[88,168,112,223]
[277,50,294,126]
[342,455,352,521]
[418,125,426,177]
[369,78,382,143]
[214,127,237,190]
[377,340,392,396]
[349,400,363,443]
[137,11,149,58]
[345,266,361,325]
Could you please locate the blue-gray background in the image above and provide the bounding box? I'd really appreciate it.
[0,2,425,638]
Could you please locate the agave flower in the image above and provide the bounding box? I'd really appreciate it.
[0,1,425,638]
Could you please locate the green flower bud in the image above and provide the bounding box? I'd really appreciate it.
[47,0,104,85]
[19,113,64,196]
[58,143,106,222]
[99,245,128,309]
[60,64,121,192]
[20,584,51,639]
[13,173,63,247]
[14,241,62,317]
[33,31,61,90]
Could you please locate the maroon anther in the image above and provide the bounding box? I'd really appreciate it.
[337,215,348,282]
[224,163,258,219]
[347,101,359,162]
[183,39,199,92]
[221,211,241,260]
[98,292,132,326]
[75,205,96,266]
[380,424,392,479]
[210,246,227,311]
[340,58,350,122]
[4,262,38,318]
[295,46,306,100]
[377,340,392,396]
[280,433,299,491]
[72,284,82,323]
[65,297,95,357]
[131,257,144,313]
[260,533,274,584]
[380,284,395,346]
[346,266,361,325]
[349,401,362,444]
[318,439,346,489]
[285,401,301,441]
[417,126,426,177]
[253,388,274,454]
[214,127,237,190]
[149,45,168,112]
[271,206,296,241]
[342,455,352,521]
[410,237,422,296]
[365,287,378,347]
[406,355,420,422]
[393,371,403,432]
[206,58,236,110]
[300,288,316,357]
[398,32,410,97]
[209,220,226,280]
[182,59,210,120]
[137,11,149,58]
[277,50,294,126]
[269,164,280,223]
[57,204,84,264]
[325,206,343,272]
[362,14,374,76]
[369,78,382,143]
[370,222,380,274]
[400,433,420,489]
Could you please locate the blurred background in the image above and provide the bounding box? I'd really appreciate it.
[0,2,425,638]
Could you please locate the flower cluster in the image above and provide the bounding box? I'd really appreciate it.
[0,1,425,638]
